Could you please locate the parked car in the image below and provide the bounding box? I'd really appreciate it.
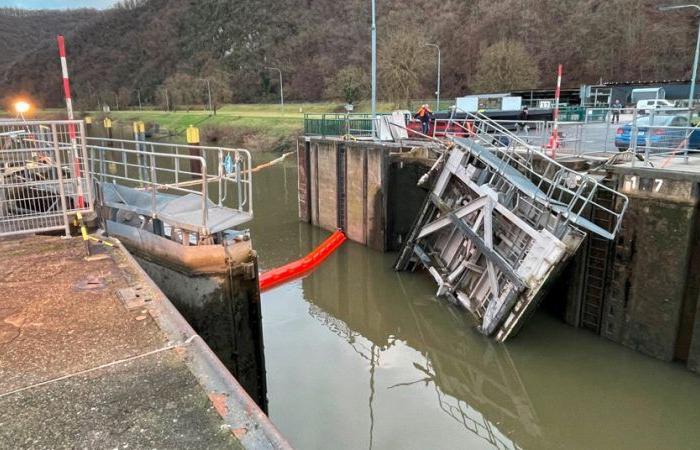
[636,99,674,114]
[615,114,696,152]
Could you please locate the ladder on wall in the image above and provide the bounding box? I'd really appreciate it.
[580,177,616,332]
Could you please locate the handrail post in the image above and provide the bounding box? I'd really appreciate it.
[150,163,157,217]
[121,141,127,179]
[150,143,157,185]
[201,158,208,233]
[236,155,243,210]
[218,149,223,207]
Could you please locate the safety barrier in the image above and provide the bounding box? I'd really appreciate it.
[83,137,252,237]
[304,113,376,138]
[444,109,629,240]
[0,120,93,237]
[259,230,346,291]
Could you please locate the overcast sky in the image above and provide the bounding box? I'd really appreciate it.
[0,0,114,8]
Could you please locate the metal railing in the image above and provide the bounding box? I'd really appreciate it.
[85,137,252,235]
[304,113,381,138]
[444,109,629,239]
[0,120,93,237]
[615,110,699,166]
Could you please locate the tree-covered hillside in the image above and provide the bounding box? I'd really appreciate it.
[0,0,695,109]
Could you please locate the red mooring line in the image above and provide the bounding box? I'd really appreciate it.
[259,230,347,292]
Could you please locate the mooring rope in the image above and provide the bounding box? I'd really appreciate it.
[0,334,199,399]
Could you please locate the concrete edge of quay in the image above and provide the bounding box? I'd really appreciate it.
[111,236,292,450]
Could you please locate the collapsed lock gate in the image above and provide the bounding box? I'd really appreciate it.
[395,112,629,342]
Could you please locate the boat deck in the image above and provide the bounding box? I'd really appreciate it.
[101,183,252,235]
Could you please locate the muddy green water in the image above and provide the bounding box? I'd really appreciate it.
[243,153,700,450]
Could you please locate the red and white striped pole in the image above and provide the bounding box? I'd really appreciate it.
[548,64,563,157]
[57,35,74,122]
[57,34,84,208]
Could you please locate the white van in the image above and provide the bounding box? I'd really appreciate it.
[636,99,674,114]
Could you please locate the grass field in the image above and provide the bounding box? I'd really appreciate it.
[8,99,436,151]
[92,100,403,137]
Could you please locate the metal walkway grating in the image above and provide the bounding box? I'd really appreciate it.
[101,183,251,235]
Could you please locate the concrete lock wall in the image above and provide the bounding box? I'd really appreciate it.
[298,138,394,251]
[135,255,268,410]
[297,137,431,252]
[560,168,700,371]
[106,220,269,410]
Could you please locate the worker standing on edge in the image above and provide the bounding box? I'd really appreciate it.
[611,99,622,124]
[517,106,529,133]
[414,103,433,135]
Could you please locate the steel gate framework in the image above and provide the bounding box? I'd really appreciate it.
[396,112,629,341]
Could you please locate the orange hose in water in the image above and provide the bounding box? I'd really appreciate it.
[259,230,347,292]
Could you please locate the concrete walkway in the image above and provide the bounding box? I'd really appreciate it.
[0,235,243,449]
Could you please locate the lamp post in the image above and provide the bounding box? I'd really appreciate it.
[423,43,441,111]
[371,0,377,138]
[658,4,700,116]
[265,66,284,110]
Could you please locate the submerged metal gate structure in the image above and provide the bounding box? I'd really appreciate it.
[0,120,93,237]
[396,112,629,341]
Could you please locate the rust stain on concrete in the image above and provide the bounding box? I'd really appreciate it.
[209,392,228,417]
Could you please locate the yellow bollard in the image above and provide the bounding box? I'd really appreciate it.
[186,125,202,178]
[103,117,117,175]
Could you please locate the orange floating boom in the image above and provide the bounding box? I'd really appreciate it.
[259,230,347,292]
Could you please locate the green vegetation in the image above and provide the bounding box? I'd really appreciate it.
[1,0,694,110]
[75,102,405,152]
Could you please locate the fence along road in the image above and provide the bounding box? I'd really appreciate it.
[0,120,93,237]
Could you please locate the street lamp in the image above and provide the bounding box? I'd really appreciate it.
[14,101,30,120]
[658,4,700,115]
[423,43,441,111]
[265,66,284,109]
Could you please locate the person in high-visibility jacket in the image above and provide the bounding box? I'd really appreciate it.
[414,104,433,135]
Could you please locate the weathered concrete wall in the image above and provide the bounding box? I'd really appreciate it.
[546,167,700,372]
[297,140,311,223]
[136,255,268,411]
[104,221,268,410]
[555,167,700,370]
[297,137,430,252]
[603,173,699,363]
[365,144,387,251]
[345,145,367,243]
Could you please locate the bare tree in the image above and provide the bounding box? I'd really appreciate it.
[379,30,431,106]
[471,40,539,93]
[323,66,369,104]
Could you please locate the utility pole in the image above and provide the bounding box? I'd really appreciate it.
[371,0,377,138]
[164,88,169,112]
[137,88,142,111]
[423,43,441,111]
[658,4,700,117]
[265,67,284,110]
